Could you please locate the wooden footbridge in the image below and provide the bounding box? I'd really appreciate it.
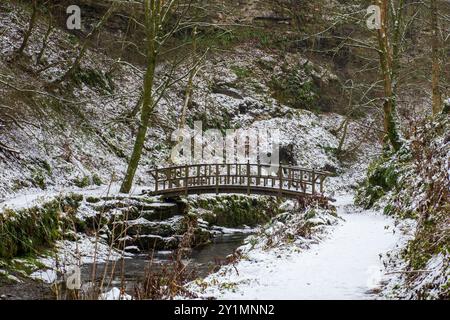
[147,163,330,200]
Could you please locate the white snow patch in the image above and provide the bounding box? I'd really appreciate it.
[99,287,132,300]
[30,269,58,284]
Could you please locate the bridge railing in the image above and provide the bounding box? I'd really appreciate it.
[148,163,330,197]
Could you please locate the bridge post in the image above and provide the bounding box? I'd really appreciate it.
[216,163,219,195]
[320,175,325,193]
[257,164,261,186]
[185,164,189,196]
[300,170,303,193]
[197,165,201,186]
[247,161,250,195]
[168,168,172,189]
[278,165,282,197]
[238,163,241,185]
[312,169,316,195]
[288,167,292,189]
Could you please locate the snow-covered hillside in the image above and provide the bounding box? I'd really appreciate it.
[1,0,447,301]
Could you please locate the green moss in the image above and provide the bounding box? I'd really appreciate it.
[74,176,90,188]
[304,209,316,220]
[231,66,252,80]
[0,207,59,259]
[72,67,114,93]
[188,109,235,133]
[86,196,101,204]
[64,193,83,211]
[31,170,46,190]
[67,34,78,45]
[191,195,280,228]
[40,160,52,175]
[355,150,408,209]
[11,256,47,275]
[404,208,449,271]
[0,196,84,259]
[268,64,319,111]
[92,174,103,186]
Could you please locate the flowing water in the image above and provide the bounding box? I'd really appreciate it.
[79,232,250,293]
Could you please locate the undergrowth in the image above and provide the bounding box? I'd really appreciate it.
[356,114,449,299]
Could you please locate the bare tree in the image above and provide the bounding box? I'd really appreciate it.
[179,26,198,129]
[16,0,38,56]
[178,28,210,130]
[121,0,195,193]
[375,0,403,151]
[56,1,119,83]
[431,0,442,115]
[36,9,53,65]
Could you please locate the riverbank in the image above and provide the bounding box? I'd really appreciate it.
[187,194,408,299]
[0,190,272,300]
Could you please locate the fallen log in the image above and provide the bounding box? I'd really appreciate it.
[0,141,20,155]
[253,16,292,22]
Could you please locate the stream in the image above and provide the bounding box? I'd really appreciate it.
[79,232,250,293]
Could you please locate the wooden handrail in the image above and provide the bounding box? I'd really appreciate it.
[146,163,331,199]
[148,163,331,176]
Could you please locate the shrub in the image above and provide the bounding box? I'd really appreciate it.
[74,176,90,188]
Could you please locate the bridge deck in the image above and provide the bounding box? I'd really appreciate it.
[146,163,330,200]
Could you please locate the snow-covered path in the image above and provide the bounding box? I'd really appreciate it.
[193,195,402,300]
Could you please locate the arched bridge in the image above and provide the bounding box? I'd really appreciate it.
[147,163,330,200]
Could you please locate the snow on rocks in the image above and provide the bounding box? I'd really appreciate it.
[0,269,23,284]
[0,184,149,212]
[32,234,130,285]
[99,287,132,300]
[30,269,57,284]
[210,226,257,235]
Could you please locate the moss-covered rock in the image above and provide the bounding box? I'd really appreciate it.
[0,195,84,259]
[31,170,46,190]
[189,195,280,228]
[268,63,319,111]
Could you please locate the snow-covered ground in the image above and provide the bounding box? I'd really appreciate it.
[0,183,150,211]
[188,194,404,300]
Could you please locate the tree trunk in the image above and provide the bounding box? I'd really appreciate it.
[119,60,156,193]
[120,0,189,192]
[336,118,349,156]
[120,0,159,193]
[17,0,38,56]
[431,0,442,115]
[57,3,117,82]
[179,27,198,129]
[376,0,402,151]
[36,14,53,65]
